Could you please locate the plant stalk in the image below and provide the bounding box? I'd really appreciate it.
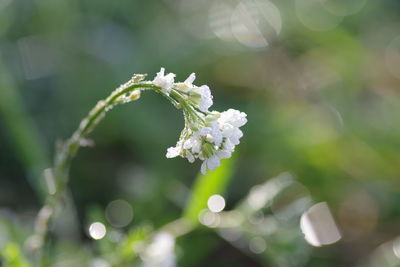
[27,79,160,264]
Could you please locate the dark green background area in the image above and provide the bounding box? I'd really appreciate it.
[1,0,400,266]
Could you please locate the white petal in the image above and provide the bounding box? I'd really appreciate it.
[228,129,243,145]
[191,138,202,154]
[219,109,247,127]
[198,85,213,112]
[207,155,221,171]
[184,73,196,85]
[211,122,223,147]
[199,127,212,136]
[217,149,232,159]
[183,138,193,149]
[201,161,207,174]
[166,146,180,158]
[153,68,176,94]
[186,151,195,163]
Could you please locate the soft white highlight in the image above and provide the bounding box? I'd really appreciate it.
[141,232,176,267]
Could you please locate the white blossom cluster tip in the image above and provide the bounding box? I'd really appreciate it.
[153,68,175,94]
[153,68,247,174]
[153,68,213,112]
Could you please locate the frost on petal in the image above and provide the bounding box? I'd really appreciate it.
[166,146,180,158]
[153,67,176,94]
[200,161,207,174]
[159,70,247,174]
[207,155,221,171]
[198,85,213,112]
[217,139,234,158]
[183,139,192,150]
[191,138,202,154]
[225,128,243,145]
[184,73,196,86]
[224,138,234,150]
[210,122,222,146]
[217,109,247,146]
[186,151,195,163]
[200,156,221,174]
[198,127,212,137]
[220,123,233,135]
[216,149,231,159]
[184,136,200,151]
[219,109,247,128]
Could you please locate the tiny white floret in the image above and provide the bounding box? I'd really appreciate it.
[153,68,176,94]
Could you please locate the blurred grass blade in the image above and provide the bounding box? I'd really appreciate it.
[1,243,30,267]
[0,55,49,200]
[118,224,153,262]
[183,155,237,224]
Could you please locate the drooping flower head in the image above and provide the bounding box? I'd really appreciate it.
[154,68,247,174]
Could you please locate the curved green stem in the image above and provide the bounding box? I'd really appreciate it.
[27,78,161,264]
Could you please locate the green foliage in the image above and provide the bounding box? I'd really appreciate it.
[183,156,236,224]
[0,56,49,199]
[1,243,30,267]
[119,224,153,262]
[1,0,400,266]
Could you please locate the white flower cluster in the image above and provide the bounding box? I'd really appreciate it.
[153,68,175,94]
[153,68,213,112]
[153,68,247,174]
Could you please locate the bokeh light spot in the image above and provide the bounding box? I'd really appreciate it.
[209,1,235,41]
[249,237,267,254]
[295,0,343,32]
[207,194,226,213]
[300,202,341,247]
[393,237,400,259]
[91,258,110,267]
[199,209,221,228]
[105,199,134,228]
[231,0,281,48]
[320,0,367,16]
[89,222,106,240]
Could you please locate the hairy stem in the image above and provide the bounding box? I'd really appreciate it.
[27,78,160,264]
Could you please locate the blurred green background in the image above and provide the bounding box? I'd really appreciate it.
[1,0,400,266]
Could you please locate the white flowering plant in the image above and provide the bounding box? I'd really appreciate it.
[154,68,247,174]
[28,68,247,262]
